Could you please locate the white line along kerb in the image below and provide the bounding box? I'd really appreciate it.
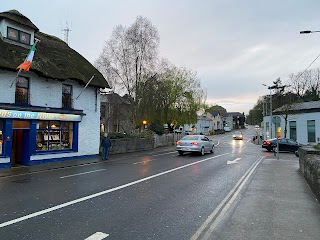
[0,153,229,228]
[191,156,265,240]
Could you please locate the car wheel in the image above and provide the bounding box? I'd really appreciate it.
[295,150,299,157]
[210,146,214,153]
[267,148,272,152]
[200,147,205,156]
[178,151,184,156]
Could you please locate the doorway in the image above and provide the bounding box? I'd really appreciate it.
[11,120,30,166]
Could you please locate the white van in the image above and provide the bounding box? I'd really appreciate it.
[224,126,231,132]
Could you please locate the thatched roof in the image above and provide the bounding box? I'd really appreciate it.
[0,10,39,32]
[0,10,109,88]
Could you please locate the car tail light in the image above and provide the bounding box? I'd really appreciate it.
[190,142,198,145]
[176,141,182,145]
[265,141,271,145]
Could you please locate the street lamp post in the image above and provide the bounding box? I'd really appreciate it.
[262,84,273,139]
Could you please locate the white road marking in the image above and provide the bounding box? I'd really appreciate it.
[152,151,177,157]
[133,151,177,164]
[59,169,107,179]
[85,232,109,240]
[0,153,229,228]
[227,158,241,165]
[191,156,265,240]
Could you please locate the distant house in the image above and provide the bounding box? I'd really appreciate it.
[100,93,132,133]
[263,100,320,145]
[183,115,213,134]
[222,113,233,130]
[205,111,223,131]
[0,10,109,168]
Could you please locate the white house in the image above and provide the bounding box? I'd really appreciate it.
[0,10,109,168]
[183,115,213,135]
[263,100,320,145]
[205,111,223,130]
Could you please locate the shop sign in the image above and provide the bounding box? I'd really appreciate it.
[0,109,82,121]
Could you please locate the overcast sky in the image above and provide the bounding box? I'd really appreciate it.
[2,0,320,114]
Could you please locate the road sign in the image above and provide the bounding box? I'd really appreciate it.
[172,119,178,125]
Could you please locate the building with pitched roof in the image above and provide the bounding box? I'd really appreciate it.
[263,100,320,144]
[0,10,109,168]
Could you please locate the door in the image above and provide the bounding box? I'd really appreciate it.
[11,121,30,166]
[11,130,23,165]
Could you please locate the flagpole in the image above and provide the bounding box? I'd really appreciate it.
[75,75,95,99]
[10,38,40,88]
[10,68,23,88]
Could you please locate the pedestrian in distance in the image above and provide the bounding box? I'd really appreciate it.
[101,132,112,160]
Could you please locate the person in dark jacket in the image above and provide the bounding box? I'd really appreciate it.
[101,132,112,160]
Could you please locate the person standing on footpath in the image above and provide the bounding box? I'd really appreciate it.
[101,132,112,160]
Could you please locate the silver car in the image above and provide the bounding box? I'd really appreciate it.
[176,135,214,156]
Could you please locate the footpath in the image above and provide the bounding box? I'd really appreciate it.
[216,153,320,240]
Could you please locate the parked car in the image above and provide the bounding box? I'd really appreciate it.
[262,138,301,153]
[176,135,214,156]
[233,131,243,140]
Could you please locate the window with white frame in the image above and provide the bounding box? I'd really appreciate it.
[7,27,31,45]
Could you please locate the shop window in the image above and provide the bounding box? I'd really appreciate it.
[36,121,73,151]
[62,84,72,108]
[7,27,31,45]
[15,77,29,104]
[0,120,3,155]
[307,120,316,143]
[289,121,297,141]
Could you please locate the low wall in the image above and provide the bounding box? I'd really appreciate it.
[107,133,179,154]
[299,146,320,202]
[109,138,154,154]
[154,133,183,148]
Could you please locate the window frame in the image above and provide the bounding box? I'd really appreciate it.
[7,26,31,45]
[15,76,30,105]
[307,120,316,143]
[289,121,297,141]
[62,84,73,108]
[36,120,74,153]
[0,120,3,156]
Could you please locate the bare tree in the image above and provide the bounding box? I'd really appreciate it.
[95,16,159,100]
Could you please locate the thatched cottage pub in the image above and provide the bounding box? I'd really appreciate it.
[0,10,109,168]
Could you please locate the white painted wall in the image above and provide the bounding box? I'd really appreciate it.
[0,70,101,161]
[263,112,320,145]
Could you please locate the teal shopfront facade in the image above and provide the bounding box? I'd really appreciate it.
[0,109,81,168]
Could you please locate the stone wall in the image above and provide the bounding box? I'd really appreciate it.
[109,138,155,154]
[299,146,320,202]
[107,133,181,154]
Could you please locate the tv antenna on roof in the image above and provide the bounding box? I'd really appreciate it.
[61,21,71,45]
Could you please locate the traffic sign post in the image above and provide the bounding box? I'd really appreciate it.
[272,116,281,160]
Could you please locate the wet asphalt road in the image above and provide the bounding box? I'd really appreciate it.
[0,127,272,240]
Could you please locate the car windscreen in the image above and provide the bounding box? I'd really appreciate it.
[181,136,199,140]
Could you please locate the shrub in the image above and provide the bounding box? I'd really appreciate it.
[149,120,165,135]
[314,144,320,150]
[138,130,153,139]
[107,132,132,139]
